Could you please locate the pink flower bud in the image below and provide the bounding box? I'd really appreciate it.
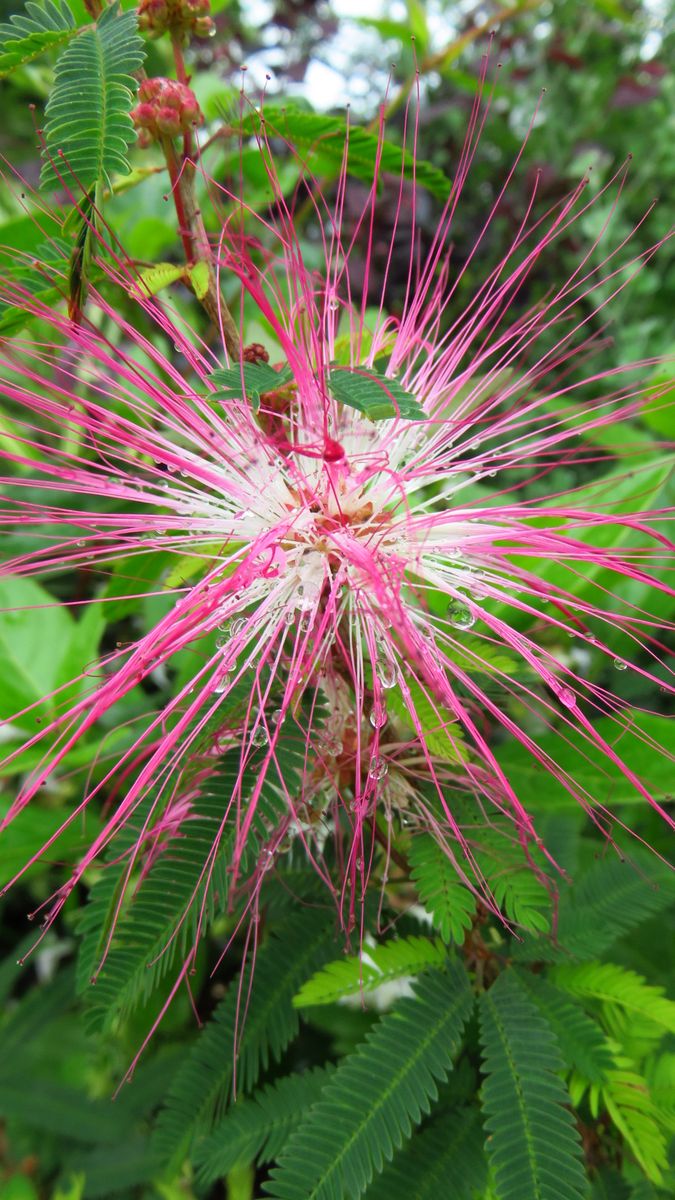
[131,77,203,144]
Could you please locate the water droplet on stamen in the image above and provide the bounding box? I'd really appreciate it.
[214,673,230,695]
[614,658,628,671]
[376,660,398,689]
[368,756,388,782]
[229,617,246,638]
[447,596,475,630]
[557,686,576,709]
[251,727,268,748]
[369,703,387,729]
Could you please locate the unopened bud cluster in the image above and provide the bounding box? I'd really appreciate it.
[137,0,215,40]
[131,78,203,147]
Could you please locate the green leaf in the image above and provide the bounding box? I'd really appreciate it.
[265,962,474,1200]
[550,962,675,1035]
[240,106,453,201]
[513,971,613,1084]
[40,3,145,191]
[478,970,588,1200]
[328,364,425,421]
[0,0,76,77]
[153,908,337,1157]
[386,677,468,764]
[408,835,477,943]
[0,794,101,883]
[603,1060,669,1185]
[75,1138,162,1198]
[495,713,674,814]
[210,362,293,412]
[0,1075,136,1145]
[293,936,447,1007]
[0,574,99,731]
[362,1107,487,1200]
[80,742,292,1029]
[188,260,211,300]
[514,851,675,962]
[195,1067,333,1184]
[135,262,187,297]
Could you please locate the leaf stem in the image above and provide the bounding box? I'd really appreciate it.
[160,137,241,360]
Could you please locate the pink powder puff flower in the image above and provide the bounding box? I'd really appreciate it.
[0,74,673,1023]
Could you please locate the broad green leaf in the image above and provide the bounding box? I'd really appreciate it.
[495,712,673,813]
[328,364,425,421]
[0,575,76,727]
[210,362,293,412]
[0,794,101,882]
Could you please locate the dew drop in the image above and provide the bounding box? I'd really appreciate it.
[368,755,388,782]
[355,857,364,870]
[557,686,576,709]
[215,634,228,649]
[214,673,230,695]
[487,469,497,478]
[376,660,398,689]
[614,658,628,671]
[260,848,274,873]
[470,437,482,450]
[447,596,475,630]
[369,703,387,730]
[230,617,246,638]
[251,727,268,748]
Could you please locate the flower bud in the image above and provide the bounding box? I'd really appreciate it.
[131,78,203,145]
[137,0,215,41]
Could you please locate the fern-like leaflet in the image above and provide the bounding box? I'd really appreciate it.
[362,1107,487,1200]
[0,0,76,77]
[40,3,144,191]
[153,908,338,1158]
[293,936,447,1007]
[195,1067,333,1185]
[479,969,588,1200]
[265,961,474,1200]
[408,834,477,943]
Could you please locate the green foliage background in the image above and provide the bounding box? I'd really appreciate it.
[0,2,673,1199]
